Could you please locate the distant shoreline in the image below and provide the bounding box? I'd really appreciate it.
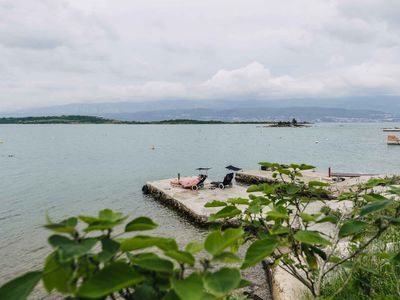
[0,115,311,126]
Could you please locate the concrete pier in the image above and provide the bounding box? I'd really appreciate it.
[235,169,332,184]
[235,169,385,197]
[144,178,253,225]
[144,171,384,224]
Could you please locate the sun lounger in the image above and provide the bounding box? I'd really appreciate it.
[210,173,234,189]
[170,174,207,191]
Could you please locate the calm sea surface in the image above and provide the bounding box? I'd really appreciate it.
[1,123,399,282]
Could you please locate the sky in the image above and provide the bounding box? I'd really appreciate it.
[0,0,399,111]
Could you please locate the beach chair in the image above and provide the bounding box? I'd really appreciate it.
[211,173,234,189]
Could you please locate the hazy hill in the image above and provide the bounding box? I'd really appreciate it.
[103,107,394,122]
[1,96,399,122]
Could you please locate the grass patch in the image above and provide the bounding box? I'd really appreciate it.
[303,229,400,299]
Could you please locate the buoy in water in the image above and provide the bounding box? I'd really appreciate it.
[315,141,319,144]
[150,145,155,150]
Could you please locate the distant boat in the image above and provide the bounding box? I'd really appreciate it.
[387,135,400,145]
[383,128,400,132]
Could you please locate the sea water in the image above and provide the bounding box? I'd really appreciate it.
[0,123,399,282]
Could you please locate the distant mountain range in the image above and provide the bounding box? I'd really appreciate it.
[1,96,399,122]
[103,107,394,122]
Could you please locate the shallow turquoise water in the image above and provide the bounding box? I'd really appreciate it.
[0,123,399,282]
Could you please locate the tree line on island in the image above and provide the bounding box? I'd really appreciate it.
[0,115,309,126]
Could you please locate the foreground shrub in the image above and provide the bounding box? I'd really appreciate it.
[206,162,400,298]
[0,209,250,300]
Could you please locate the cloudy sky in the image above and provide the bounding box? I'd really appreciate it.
[0,0,399,111]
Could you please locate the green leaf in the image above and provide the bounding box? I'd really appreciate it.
[339,220,368,238]
[304,247,318,270]
[78,262,144,298]
[299,164,315,170]
[185,242,204,254]
[247,185,262,192]
[299,213,317,222]
[338,192,357,201]
[382,216,400,225]
[247,203,262,215]
[363,194,387,202]
[241,237,280,269]
[85,222,121,232]
[248,183,276,194]
[375,251,391,259]
[278,168,291,176]
[391,252,400,265]
[365,178,390,188]
[48,235,97,261]
[359,266,379,275]
[309,245,327,261]
[269,225,290,235]
[99,209,125,222]
[120,236,178,252]
[79,215,98,224]
[204,268,241,297]
[360,199,394,216]
[267,205,289,220]
[308,181,329,187]
[133,284,158,300]
[316,215,338,224]
[44,217,77,234]
[208,206,241,221]
[212,252,241,263]
[389,187,400,195]
[79,209,127,232]
[128,252,159,263]
[238,279,252,288]
[204,228,244,256]
[286,184,300,194]
[135,257,174,273]
[294,230,331,246]
[173,273,204,300]
[200,293,218,300]
[125,217,158,232]
[164,250,195,266]
[262,185,276,195]
[329,256,341,263]
[43,252,73,293]
[227,198,249,205]
[204,200,227,207]
[0,271,42,300]
[97,238,120,262]
[342,261,354,269]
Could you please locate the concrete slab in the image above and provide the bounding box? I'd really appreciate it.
[236,169,332,184]
[145,178,252,225]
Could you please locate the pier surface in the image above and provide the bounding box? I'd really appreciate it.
[145,170,383,225]
[145,178,253,225]
[236,169,331,184]
[236,169,385,196]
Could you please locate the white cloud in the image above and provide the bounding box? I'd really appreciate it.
[0,0,399,111]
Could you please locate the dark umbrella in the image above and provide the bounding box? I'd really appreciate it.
[225,165,242,171]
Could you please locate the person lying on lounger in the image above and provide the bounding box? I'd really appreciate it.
[170,174,207,191]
